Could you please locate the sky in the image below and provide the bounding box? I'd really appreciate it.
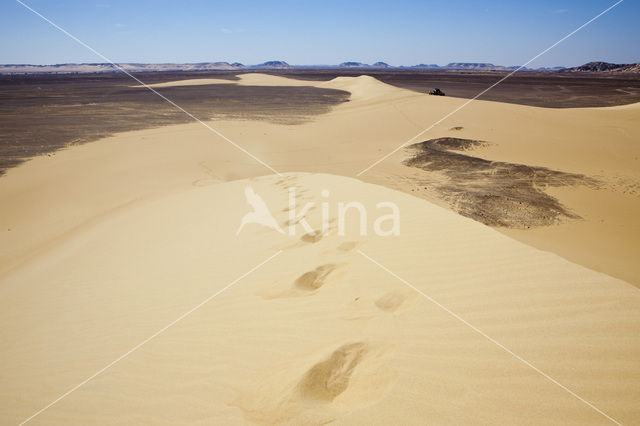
[0,0,638,67]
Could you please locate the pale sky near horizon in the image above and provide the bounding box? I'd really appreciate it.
[0,0,638,67]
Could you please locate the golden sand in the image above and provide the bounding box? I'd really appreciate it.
[1,74,639,424]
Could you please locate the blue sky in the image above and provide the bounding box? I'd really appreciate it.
[1,0,638,67]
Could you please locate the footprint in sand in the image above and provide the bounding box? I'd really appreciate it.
[284,206,317,227]
[275,176,296,186]
[294,264,336,291]
[375,290,419,313]
[337,241,359,252]
[296,342,368,402]
[300,229,324,243]
[318,239,358,257]
[234,342,394,424]
[261,264,338,299]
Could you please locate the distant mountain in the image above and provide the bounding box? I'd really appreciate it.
[337,62,393,69]
[409,64,440,69]
[536,66,566,71]
[0,62,245,74]
[622,64,640,73]
[252,61,290,69]
[339,62,368,68]
[561,61,640,73]
[2,60,637,75]
[443,62,519,71]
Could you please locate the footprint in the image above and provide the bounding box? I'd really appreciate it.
[260,264,338,299]
[275,176,296,187]
[294,264,336,291]
[375,290,418,313]
[234,342,395,424]
[319,240,358,258]
[284,207,316,227]
[284,217,301,226]
[337,241,359,252]
[296,342,367,402]
[301,230,324,243]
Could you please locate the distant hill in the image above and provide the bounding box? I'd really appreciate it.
[252,61,290,69]
[562,61,640,73]
[536,66,566,71]
[443,63,518,71]
[336,62,393,69]
[410,64,441,69]
[2,60,638,75]
[339,62,368,68]
[0,62,246,74]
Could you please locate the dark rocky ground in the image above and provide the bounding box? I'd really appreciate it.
[403,137,599,228]
[268,69,640,108]
[0,72,349,174]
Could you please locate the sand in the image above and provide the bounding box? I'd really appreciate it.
[1,74,639,424]
[131,78,238,88]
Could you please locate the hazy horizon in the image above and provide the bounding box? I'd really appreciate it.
[1,0,638,68]
[0,59,632,68]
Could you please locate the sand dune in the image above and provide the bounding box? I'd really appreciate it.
[131,78,237,88]
[1,74,639,424]
[2,173,640,424]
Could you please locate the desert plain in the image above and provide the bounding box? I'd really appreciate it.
[1,71,639,424]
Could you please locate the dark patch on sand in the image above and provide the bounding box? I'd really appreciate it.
[0,72,349,175]
[403,137,598,228]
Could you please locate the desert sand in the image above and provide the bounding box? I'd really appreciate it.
[131,78,238,88]
[1,74,639,424]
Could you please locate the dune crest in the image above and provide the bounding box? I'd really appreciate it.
[321,75,408,101]
[130,77,236,88]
